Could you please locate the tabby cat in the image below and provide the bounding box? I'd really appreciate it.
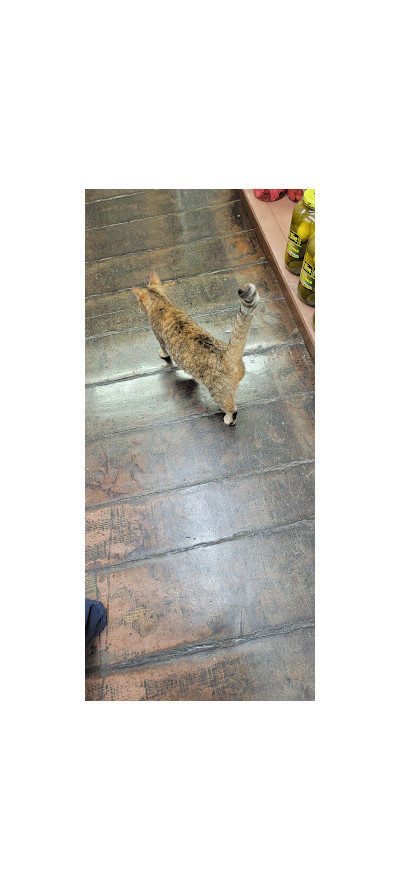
[132,272,260,425]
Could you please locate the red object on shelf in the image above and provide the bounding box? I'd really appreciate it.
[287,189,304,202]
[253,189,286,202]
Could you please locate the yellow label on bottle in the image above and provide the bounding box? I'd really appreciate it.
[286,230,302,258]
[300,259,315,290]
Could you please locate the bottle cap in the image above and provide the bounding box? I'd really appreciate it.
[303,189,315,209]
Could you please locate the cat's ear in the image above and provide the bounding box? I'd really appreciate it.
[149,272,162,286]
[132,286,147,313]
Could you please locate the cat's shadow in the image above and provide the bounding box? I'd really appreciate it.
[170,372,199,395]
[159,365,204,407]
[159,365,228,425]
[161,360,199,390]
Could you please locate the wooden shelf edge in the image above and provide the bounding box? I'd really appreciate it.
[241,189,315,362]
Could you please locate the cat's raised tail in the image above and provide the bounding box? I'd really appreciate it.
[224,284,260,365]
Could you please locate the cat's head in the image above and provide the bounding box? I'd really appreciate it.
[132,272,163,312]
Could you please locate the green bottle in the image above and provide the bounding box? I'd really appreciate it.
[298,232,315,307]
[285,189,315,274]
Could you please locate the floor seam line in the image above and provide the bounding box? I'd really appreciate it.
[85,341,305,388]
[85,516,315,575]
[85,228,256,264]
[85,296,284,331]
[84,389,315,441]
[84,260,270,298]
[85,458,315,511]
[85,190,145,205]
[85,197,242,229]
[84,260,273,306]
[85,617,316,677]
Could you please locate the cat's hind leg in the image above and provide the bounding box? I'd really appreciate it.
[156,338,170,360]
[223,410,238,426]
[221,397,238,426]
[209,382,238,426]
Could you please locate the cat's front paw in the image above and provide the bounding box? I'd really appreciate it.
[159,347,170,359]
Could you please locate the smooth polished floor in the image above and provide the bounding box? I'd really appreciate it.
[85,189,315,700]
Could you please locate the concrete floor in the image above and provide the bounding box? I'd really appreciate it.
[85,189,315,700]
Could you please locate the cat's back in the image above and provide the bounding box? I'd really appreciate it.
[155,302,227,379]
[155,302,225,352]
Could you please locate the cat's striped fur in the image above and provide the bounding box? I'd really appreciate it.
[132,272,260,425]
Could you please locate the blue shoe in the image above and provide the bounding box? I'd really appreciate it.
[85,599,107,646]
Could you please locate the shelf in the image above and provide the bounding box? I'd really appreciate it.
[241,189,315,360]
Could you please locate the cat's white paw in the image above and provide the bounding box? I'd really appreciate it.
[224,412,237,425]
[159,347,170,359]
